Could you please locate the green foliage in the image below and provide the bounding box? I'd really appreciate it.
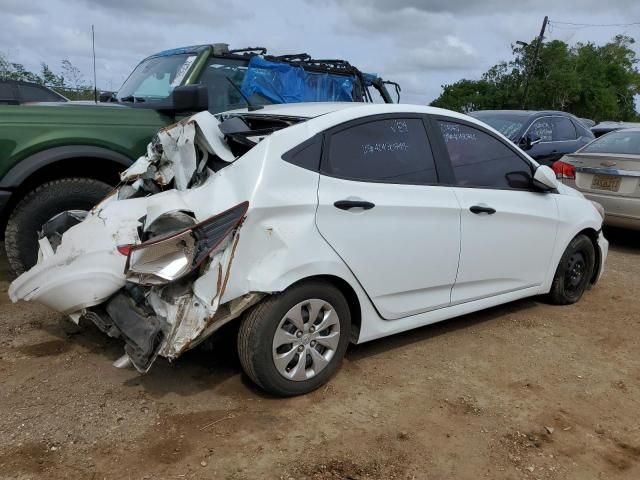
[0,53,95,101]
[431,35,640,121]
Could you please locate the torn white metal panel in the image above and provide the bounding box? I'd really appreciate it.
[190,111,235,163]
[120,112,235,190]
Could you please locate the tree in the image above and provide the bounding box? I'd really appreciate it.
[431,35,640,121]
[40,63,65,88]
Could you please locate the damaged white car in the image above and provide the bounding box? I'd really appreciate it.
[9,103,608,396]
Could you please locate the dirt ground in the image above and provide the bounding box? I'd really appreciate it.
[0,228,639,480]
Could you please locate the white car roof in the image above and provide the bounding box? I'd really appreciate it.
[222,102,475,123]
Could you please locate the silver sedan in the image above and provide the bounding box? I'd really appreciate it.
[554,128,640,230]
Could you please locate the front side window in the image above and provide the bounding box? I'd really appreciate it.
[326,118,438,184]
[438,121,532,189]
[528,118,554,142]
[199,58,273,113]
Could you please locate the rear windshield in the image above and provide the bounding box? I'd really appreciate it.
[580,130,640,155]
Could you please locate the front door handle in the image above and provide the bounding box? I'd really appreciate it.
[334,200,375,211]
[470,205,496,215]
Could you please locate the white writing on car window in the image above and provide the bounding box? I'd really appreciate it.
[440,123,478,143]
[362,142,409,155]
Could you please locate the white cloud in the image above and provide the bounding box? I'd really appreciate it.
[1,0,639,104]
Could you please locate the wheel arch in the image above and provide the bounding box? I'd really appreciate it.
[282,274,363,343]
[575,227,602,285]
[1,145,133,189]
[0,146,133,225]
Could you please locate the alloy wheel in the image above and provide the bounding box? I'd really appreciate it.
[272,299,341,381]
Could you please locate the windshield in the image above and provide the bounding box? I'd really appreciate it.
[580,130,640,156]
[117,54,198,102]
[469,112,528,141]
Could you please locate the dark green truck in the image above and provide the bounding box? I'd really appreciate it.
[0,43,397,273]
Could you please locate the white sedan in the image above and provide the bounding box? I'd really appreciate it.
[9,103,608,396]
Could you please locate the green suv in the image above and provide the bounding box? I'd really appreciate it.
[0,43,397,274]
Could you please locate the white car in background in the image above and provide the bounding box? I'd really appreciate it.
[553,127,640,230]
[9,103,608,396]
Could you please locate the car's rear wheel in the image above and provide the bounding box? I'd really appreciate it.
[547,234,596,305]
[237,281,351,396]
[5,178,112,275]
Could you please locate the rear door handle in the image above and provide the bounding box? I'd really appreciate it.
[470,205,496,215]
[334,200,375,211]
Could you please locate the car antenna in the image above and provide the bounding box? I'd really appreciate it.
[92,25,98,103]
[225,77,262,111]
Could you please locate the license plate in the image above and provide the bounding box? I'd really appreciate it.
[591,174,621,192]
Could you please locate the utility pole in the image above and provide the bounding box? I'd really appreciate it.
[521,15,548,110]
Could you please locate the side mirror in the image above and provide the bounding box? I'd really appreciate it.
[163,84,209,113]
[533,165,559,191]
[520,132,542,151]
[99,91,115,102]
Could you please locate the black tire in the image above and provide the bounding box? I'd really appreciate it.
[547,234,596,305]
[5,178,112,275]
[237,281,351,397]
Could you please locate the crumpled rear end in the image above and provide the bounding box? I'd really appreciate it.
[8,111,267,372]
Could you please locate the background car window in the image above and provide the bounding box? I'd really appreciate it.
[580,130,640,155]
[326,118,438,184]
[572,119,594,139]
[438,121,532,189]
[18,84,62,102]
[0,82,16,104]
[529,118,553,142]
[553,117,577,141]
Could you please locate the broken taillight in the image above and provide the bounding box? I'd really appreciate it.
[552,160,576,180]
[122,201,249,285]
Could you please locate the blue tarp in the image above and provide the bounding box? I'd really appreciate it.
[240,56,356,103]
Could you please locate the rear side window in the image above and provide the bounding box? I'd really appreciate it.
[282,138,322,171]
[325,118,438,184]
[572,119,594,139]
[553,117,577,141]
[438,121,532,189]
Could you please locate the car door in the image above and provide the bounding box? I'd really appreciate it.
[527,116,580,165]
[433,117,559,304]
[315,115,462,320]
[551,116,580,157]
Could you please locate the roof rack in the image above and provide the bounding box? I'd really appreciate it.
[228,47,268,55]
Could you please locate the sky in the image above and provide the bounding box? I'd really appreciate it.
[1,0,640,105]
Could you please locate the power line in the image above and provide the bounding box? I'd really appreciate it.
[549,19,640,28]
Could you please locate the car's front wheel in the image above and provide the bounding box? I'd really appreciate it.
[237,281,351,396]
[547,234,596,305]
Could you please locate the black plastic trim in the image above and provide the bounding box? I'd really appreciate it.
[0,146,135,189]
